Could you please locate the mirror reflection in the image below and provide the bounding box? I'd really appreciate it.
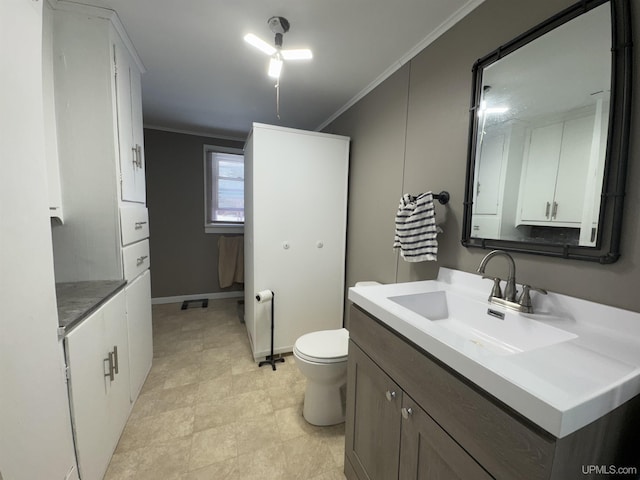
[471,3,611,247]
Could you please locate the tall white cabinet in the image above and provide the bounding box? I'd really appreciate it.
[50,2,153,478]
[244,123,350,361]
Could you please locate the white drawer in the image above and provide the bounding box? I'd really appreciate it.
[122,239,150,281]
[120,205,149,246]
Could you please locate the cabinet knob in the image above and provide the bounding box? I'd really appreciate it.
[401,407,413,419]
[385,390,396,402]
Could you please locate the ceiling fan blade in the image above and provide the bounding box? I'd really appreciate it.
[281,49,313,60]
[244,33,276,56]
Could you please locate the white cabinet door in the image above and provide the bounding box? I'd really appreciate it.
[518,114,594,227]
[519,123,563,222]
[126,270,153,401]
[553,114,593,223]
[115,41,145,204]
[65,291,130,480]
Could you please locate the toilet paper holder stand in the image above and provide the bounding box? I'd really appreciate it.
[256,290,285,371]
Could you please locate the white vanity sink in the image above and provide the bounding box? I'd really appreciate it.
[349,268,640,438]
[389,290,577,355]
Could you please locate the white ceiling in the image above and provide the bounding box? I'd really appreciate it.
[70,0,484,138]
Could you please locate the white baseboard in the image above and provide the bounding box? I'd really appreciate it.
[152,291,244,305]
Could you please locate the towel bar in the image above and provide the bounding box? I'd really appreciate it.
[409,191,450,205]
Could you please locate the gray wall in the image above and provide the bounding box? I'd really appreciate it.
[144,128,244,298]
[327,0,640,313]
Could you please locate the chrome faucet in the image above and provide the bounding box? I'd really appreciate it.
[477,250,517,302]
[476,250,547,313]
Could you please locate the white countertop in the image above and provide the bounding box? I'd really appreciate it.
[348,268,640,438]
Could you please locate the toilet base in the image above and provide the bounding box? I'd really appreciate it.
[302,381,346,426]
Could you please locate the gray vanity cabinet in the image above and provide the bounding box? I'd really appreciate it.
[346,339,492,480]
[398,394,493,480]
[345,341,402,480]
[345,304,640,480]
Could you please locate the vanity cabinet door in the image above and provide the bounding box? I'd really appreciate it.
[399,395,494,480]
[126,269,153,401]
[65,291,130,480]
[345,341,402,480]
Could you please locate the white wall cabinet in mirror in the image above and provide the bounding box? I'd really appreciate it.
[463,0,632,263]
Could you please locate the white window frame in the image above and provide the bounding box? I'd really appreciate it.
[204,145,244,234]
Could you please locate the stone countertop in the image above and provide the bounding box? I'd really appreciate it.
[56,280,126,332]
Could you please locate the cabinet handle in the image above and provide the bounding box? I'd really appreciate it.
[545,202,551,218]
[551,201,558,219]
[385,390,396,402]
[136,255,148,266]
[401,407,413,420]
[132,144,143,169]
[134,221,147,229]
[104,352,115,382]
[113,346,119,375]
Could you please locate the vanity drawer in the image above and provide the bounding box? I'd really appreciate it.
[122,239,150,281]
[120,205,149,246]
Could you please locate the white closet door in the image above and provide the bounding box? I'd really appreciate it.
[251,125,349,357]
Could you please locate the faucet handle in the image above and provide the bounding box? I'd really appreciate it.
[482,276,503,299]
[518,285,547,310]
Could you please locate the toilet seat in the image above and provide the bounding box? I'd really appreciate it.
[294,328,349,364]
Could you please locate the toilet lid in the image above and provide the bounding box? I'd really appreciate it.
[294,328,349,364]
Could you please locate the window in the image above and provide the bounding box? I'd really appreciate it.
[204,146,244,232]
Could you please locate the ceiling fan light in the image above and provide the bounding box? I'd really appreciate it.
[244,33,276,55]
[268,56,283,78]
[281,49,313,60]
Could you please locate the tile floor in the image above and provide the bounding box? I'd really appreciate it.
[104,298,347,480]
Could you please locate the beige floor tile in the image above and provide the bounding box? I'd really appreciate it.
[116,406,194,452]
[181,457,239,480]
[274,405,318,440]
[188,423,237,471]
[234,415,282,455]
[235,444,292,480]
[283,434,337,480]
[309,468,348,480]
[106,437,191,480]
[130,383,198,421]
[107,298,346,479]
[196,373,233,403]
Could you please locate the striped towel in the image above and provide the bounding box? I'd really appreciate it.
[393,192,438,262]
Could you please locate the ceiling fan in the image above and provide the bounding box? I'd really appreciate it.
[244,16,313,79]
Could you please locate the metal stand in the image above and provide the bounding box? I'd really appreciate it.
[258,291,285,371]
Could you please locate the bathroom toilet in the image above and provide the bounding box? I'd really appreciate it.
[293,327,350,426]
[294,281,381,426]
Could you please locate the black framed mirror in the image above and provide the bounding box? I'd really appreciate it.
[462,0,632,263]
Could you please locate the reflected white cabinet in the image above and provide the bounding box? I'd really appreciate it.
[517,114,593,227]
[65,290,130,480]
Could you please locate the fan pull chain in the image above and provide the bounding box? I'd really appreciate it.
[275,78,281,119]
